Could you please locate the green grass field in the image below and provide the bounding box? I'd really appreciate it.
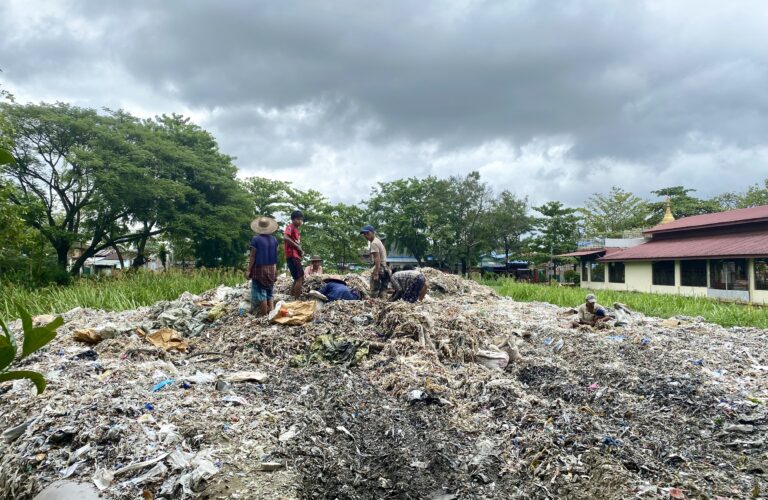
[0,269,243,319]
[483,278,768,329]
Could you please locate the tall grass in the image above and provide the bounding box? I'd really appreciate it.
[482,278,768,329]
[0,269,243,319]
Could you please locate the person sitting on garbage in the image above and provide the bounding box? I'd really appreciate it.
[304,255,324,276]
[390,266,428,303]
[360,224,390,298]
[246,216,279,316]
[574,293,610,327]
[309,277,360,302]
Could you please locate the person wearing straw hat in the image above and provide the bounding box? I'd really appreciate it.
[304,255,324,276]
[246,216,279,316]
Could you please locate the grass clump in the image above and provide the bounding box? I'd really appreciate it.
[0,269,243,319]
[482,278,768,329]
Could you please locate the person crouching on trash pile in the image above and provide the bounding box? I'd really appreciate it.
[309,277,361,302]
[304,255,323,276]
[572,293,610,327]
[390,266,428,303]
[246,217,279,316]
[360,224,390,298]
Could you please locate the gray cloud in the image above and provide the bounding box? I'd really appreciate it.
[1,0,768,206]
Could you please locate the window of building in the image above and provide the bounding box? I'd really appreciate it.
[652,261,675,286]
[590,261,605,282]
[608,262,625,283]
[710,259,748,291]
[756,259,768,291]
[680,260,707,287]
[581,261,589,282]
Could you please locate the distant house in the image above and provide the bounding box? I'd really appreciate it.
[82,249,160,275]
[562,204,768,304]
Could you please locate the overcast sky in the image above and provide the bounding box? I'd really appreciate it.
[2,0,767,207]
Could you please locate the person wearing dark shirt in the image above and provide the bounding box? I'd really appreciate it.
[309,278,361,302]
[246,217,279,316]
[284,210,305,298]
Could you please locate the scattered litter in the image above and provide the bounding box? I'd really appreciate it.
[145,328,189,352]
[0,276,765,499]
[151,379,174,392]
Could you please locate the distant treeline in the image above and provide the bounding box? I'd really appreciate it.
[1,101,766,287]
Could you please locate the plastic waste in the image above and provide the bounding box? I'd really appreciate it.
[151,379,175,392]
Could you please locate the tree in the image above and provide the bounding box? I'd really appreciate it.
[241,177,293,217]
[579,186,649,238]
[1,103,251,274]
[647,186,723,224]
[488,191,533,267]
[441,172,495,274]
[737,179,768,208]
[367,177,439,264]
[526,201,580,263]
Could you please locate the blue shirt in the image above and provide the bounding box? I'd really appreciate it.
[251,234,278,265]
[319,282,360,302]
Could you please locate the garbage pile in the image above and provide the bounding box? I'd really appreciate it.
[1,275,767,499]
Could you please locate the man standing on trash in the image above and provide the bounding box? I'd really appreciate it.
[284,210,305,298]
[390,266,428,303]
[574,293,610,327]
[246,217,279,316]
[360,224,389,298]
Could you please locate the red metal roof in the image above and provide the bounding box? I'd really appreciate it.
[599,230,768,261]
[645,204,768,234]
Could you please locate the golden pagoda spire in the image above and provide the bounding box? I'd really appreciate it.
[660,197,675,224]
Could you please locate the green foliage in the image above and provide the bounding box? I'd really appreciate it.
[737,179,768,208]
[368,172,497,272]
[487,191,533,262]
[368,177,438,264]
[0,305,63,394]
[526,201,581,263]
[1,269,242,318]
[0,148,13,165]
[647,186,724,225]
[484,279,768,329]
[579,186,649,238]
[0,103,251,279]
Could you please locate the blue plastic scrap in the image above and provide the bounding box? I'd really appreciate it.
[602,436,621,447]
[151,379,175,392]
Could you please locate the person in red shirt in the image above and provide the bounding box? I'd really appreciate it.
[284,210,305,298]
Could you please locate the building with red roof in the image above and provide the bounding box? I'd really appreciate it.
[571,203,768,304]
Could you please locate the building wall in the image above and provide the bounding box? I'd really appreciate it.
[581,256,768,304]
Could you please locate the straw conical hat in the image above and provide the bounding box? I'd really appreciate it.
[250,217,278,234]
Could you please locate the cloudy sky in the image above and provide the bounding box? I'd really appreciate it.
[2,0,767,206]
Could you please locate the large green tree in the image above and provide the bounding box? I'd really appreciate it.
[579,186,649,238]
[488,191,533,265]
[1,103,251,275]
[526,201,580,262]
[367,177,440,264]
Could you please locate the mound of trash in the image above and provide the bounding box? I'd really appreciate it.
[0,274,766,499]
